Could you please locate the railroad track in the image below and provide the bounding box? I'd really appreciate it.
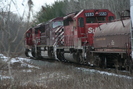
[29,57,133,77]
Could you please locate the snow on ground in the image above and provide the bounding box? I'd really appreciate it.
[0,74,13,80]
[22,69,32,72]
[0,53,133,81]
[76,67,133,79]
[0,54,40,69]
[0,54,40,80]
[0,54,8,61]
[39,72,72,81]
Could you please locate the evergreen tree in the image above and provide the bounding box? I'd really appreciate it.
[34,0,130,24]
[35,0,66,23]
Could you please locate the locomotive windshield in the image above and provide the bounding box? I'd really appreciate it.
[86,17,106,23]
[52,21,63,28]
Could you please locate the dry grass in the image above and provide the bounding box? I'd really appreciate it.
[0,58,133,89]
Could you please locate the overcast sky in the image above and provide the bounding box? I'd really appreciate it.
[0,0,58,20]
[14,0,56,15]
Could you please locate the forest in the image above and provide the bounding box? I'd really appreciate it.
[35,0,130,23]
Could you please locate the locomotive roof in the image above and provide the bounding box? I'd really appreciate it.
[34,22,45,29]
[64,9,113,19]
[48,17,63,23]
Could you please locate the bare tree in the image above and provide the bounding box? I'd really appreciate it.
[0,0,31,86]
[64,0,130,18]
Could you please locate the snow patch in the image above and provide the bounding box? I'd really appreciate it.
[0,54,40,69]
[22,69,32,72]
[76,67,133,79]
[20,61,40,69]
[0,54,9,62]
[39,72,72,81]
[0,75,13,80]
[17,57,31,62]
[10,58,20,63]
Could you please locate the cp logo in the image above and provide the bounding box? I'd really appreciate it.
[88,27,95,33]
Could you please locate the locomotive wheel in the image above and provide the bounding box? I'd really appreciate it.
[124,59,132,73]
[86,52,95,66]
[93,56,101,67]
[48,47,55,59]
[75,51,86,64]
[114,59,119,72]
[57,50,62,61]
[31,47,37,59]
[79,53,84,64]
[31,51,35,58]
[48,50,54,59]
[129,63,133,74]
[127,59,133,74]
[37,47,43,59]
[25,49,30,57]
[99,56,107,69]
[57,50,65,62]
[73,52,81,64]
[104,57,107,68]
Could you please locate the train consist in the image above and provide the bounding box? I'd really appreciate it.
[24,9,133,72]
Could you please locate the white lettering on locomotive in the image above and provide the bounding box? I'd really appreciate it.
[85,13,94,17]
[111,40,115,45]
[88,27,95,33]
[99,12,107,16]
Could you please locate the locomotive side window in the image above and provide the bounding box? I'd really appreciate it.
[78,17,84,27]
[97,17,106,22]
[86,17,106,23]
[86,17,95,23]
[109,16,114,22]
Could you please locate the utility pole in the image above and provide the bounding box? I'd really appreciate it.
[130,0,133,60]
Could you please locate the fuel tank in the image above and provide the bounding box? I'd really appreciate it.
[64,53,79,63]
[94,19,130,52]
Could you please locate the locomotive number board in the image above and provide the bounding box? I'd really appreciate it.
[85,12,107,17]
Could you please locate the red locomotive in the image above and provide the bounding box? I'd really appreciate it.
[25,17,63,59]
[25,23,45,57]
[58,9,115,63]
[39,17,63,59]
[24,9,133,72]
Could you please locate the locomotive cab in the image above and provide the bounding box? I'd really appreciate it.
[75,9,115,46]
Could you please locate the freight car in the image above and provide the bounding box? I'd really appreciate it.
[92,10,133,72]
